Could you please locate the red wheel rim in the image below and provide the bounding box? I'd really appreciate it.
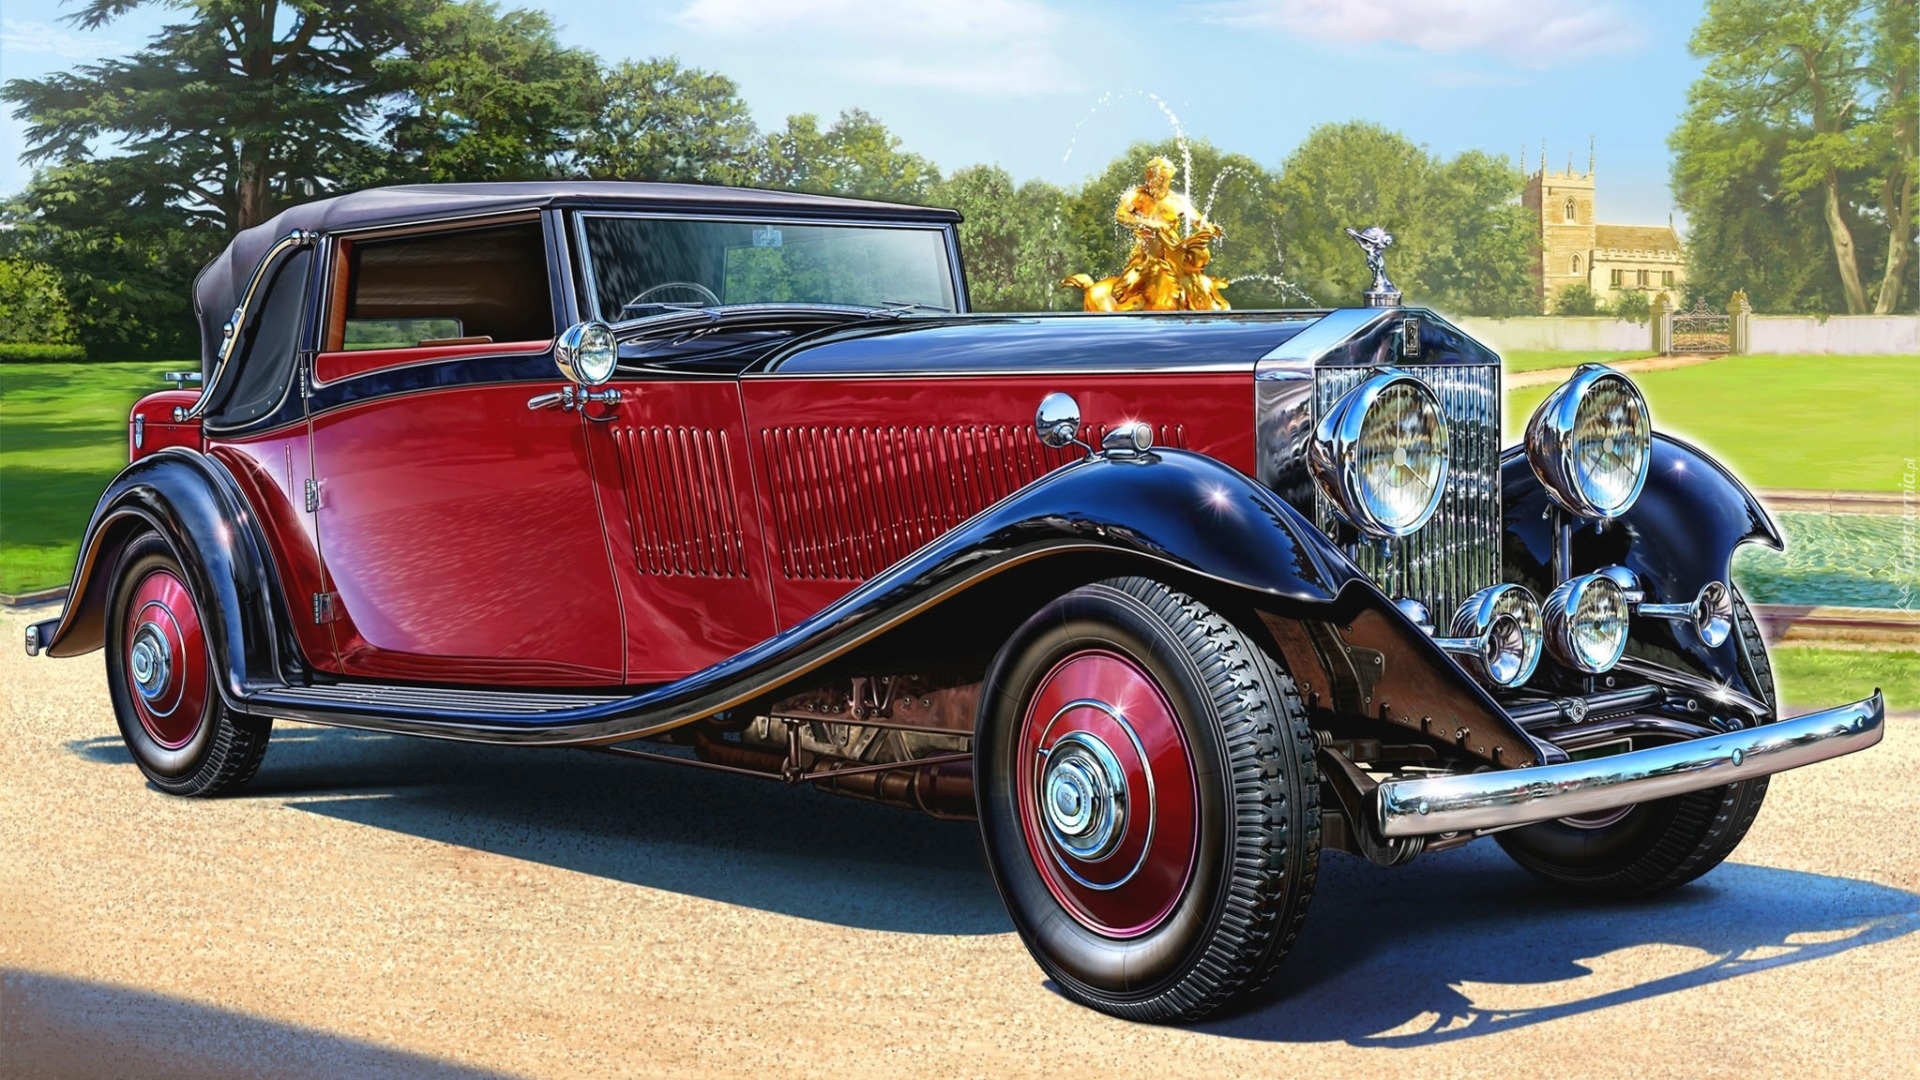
[1016,648,1200,938]
[122,568,209,749]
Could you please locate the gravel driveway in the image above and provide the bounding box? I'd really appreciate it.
[3,601,1913,1079]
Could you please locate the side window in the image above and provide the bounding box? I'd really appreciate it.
[207,247,312,428]
[325,220,552,352]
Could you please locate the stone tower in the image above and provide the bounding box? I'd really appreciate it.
[1522,142,1597,313]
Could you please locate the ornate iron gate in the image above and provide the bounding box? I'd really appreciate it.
[1669,298,1730,354]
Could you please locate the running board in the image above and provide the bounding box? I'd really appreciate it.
[263,683,625,715]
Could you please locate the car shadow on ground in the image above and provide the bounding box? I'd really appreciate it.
[69,726,1007,936]
[1199,846,1919,1045]
[68,727,1920,1043]
[1,970,511,1080]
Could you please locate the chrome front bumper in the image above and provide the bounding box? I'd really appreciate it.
[1377,692,1885,838]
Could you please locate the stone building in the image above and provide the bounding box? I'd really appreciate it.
[1521,143,1684,313]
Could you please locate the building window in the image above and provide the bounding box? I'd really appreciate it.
[1636,269,1649,288]
[1662,270,1675,286]
[1564,197,1576,222]
[1610,269,1623,287]
[1571,254,1582,274]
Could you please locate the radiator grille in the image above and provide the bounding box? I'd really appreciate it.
[762,423,1187,581]
[1313,364,1501,621]
[609,426,749,578]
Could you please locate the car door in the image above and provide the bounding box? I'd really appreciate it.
[305,215,625,686]
[578,372,779,682]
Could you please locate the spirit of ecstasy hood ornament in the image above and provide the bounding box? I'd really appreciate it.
[1345,225,1402,308]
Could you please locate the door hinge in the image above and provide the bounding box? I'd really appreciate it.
[312,592,337,625]
[304,477,322,513]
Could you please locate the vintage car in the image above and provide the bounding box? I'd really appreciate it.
[27,182,1883,1023]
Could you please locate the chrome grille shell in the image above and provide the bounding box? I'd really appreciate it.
[1313,362,1502,620]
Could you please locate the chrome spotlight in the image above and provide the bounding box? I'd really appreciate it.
[1437,584,1543,688]
[1544,572,1631,673]
[1309,370,1450,538]
[1526,365,1651,520]
[555,320,619,386]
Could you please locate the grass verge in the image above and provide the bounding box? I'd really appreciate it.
[0,361,181,594]
[1774,646,1920,713]
[1505,355,1920,491]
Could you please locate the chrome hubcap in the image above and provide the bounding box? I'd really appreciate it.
[1041,732,1127,861]
[129,622,171,700]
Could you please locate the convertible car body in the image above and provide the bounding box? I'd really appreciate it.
[27,182,1883,1022]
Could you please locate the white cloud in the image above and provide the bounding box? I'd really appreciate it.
[1193,0,1642,64]
[672,0,1078,96]
[0,17,126,61]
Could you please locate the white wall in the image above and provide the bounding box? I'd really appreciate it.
[1451,316,1652,354]
[1747,315,1920,355]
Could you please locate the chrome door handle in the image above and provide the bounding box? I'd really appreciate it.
[527,388,572,410]
[527,386,621,413]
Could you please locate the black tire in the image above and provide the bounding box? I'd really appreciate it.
[105,533,270,796]
[976,577,1319,1023]
[1495,590,1773,896]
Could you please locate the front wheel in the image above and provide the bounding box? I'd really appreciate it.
[105,533,271,796]
[976,577,1319,1023]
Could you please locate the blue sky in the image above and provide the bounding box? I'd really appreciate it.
[1,0,1707,230]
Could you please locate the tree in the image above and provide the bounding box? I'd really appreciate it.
[377,2,601,184]
[1552,282,1601,315]
[4,0,435,234]
[0,258,80,345]
[578,58,757,185]
[0,163,216,358]
[1269,122,1533,314]
[750,110,941,204]
[934,165,1071,311]
[1676,0,1917,314]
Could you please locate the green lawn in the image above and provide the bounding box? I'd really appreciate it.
[0,361,181,593]
[1501,348,1654,374]
[1774,646,1920,713]
[1505,355,1920,491]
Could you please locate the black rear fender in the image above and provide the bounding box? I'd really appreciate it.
[39,449,293,706]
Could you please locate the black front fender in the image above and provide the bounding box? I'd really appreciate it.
[1503,432,1782,699]
[38,449,292,706]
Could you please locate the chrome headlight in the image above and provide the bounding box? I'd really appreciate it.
[555,320,618,387]
[1441,584,1543,689]
[1526,365,1651,519]
[1544,572,1631,673]
[1309,370,1450,538]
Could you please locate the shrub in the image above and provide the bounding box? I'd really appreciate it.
[0,258,80,345]
[0,342,87,362]
[1609,290,1652,323]
[1551,282,1600,316]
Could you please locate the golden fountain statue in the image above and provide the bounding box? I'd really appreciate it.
[1063,155,1230,312]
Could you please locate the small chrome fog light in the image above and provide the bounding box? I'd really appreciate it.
[1438,584,1543,688]
[1544,573,1631,673]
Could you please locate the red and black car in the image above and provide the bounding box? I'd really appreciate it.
[27,182,1883,1022]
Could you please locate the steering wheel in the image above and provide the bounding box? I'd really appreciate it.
[628,281,722,309]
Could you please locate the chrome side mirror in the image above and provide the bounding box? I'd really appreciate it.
[1034,392,1082,449]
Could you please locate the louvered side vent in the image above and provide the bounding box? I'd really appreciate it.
[609,426,749,578]
[762,423,1187,581]
[1313,364,1501,621]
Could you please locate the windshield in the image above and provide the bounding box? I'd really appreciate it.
[578,215,957,322]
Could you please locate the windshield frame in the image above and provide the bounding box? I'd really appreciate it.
[570,210,967,325]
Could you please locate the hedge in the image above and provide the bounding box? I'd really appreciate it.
[0,343,90,362]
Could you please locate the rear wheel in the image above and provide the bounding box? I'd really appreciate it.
[1496,590,1773,896]
[976,577,1318,1023]
[105,534,270,796]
